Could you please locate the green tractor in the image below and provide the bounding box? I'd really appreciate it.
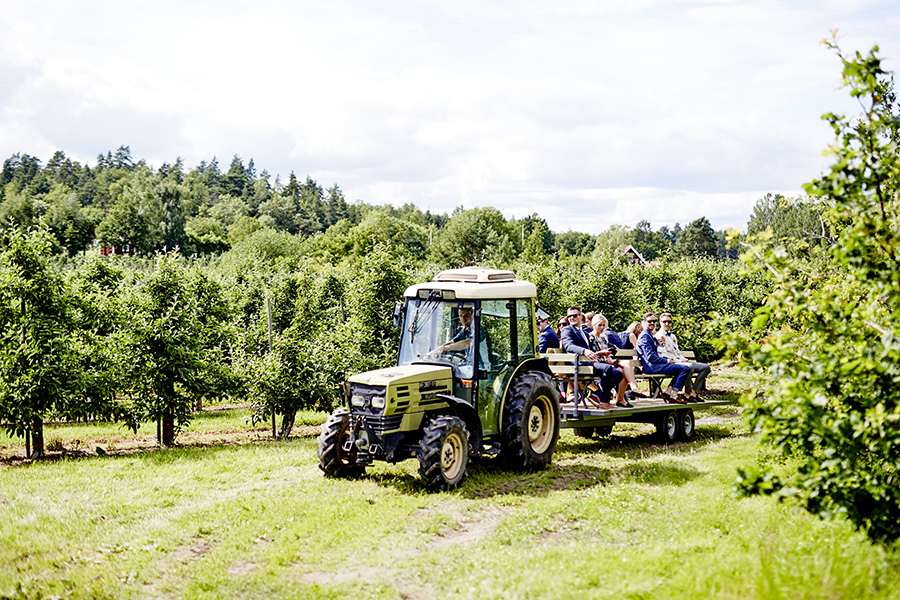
[317,267,560,490]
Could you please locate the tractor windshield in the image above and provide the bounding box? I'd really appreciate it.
[398,299,482,378]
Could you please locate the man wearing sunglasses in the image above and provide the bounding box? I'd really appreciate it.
[636,312,691,403]
[659,312,710,401]
[560,306,622,410]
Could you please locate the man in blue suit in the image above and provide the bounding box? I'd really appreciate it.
[660,312,710,401]
[537,316,560,353]
[636,312,690,403]
[560,306,622,410]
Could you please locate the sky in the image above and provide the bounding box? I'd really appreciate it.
[2,1,899,234]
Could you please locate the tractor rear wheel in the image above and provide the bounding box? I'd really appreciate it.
[317,409,365,478]
[500,371,560,471]
[417,415,469,490]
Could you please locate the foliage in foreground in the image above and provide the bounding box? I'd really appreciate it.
[729,40,900,543]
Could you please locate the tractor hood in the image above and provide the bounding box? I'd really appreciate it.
[347,364,453,387]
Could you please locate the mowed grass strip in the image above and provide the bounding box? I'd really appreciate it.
[2,408,900,599]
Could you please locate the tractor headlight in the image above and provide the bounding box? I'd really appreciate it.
[351,394,365,407]
[371,395,386,409]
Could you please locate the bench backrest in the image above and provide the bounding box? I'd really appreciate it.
[541,348,695,377]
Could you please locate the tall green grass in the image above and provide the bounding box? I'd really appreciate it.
[1,417,898,600]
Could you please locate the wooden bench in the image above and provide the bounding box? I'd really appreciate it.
[613,348,697,398]
[542,349,598,410]
[544,347,702,400]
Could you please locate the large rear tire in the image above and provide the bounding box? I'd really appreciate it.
[417,415,469,491]
[500,371,560,471]
[317,409,365,478]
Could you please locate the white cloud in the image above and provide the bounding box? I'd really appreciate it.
[1,0,898,233]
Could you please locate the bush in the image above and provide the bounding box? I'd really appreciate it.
[728,42,900,543]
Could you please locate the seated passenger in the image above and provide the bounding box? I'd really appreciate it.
[655,330,669,358]
[660,312,711,402]
[561,306,623,410]
[555,317,567,349]
[591,314,645,404]
[537,315,560,353]
[636,312,691,404]
[623,321,643,350]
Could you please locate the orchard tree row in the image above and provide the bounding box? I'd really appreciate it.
[0,223,770,459]
[727,41,900,543]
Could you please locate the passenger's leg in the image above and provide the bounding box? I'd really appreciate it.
[621,362,640,392]
[608,368,624,404]
[594,364,619,405]
[691,362,711,392]
[684,364,695,394]
[670,363,691,391]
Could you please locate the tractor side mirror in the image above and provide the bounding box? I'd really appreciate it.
[392,301,403,328]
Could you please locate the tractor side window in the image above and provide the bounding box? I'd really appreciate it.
[516,299,535,359]
[480,300,511,368]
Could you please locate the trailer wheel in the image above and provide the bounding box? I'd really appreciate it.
[595,425,613,437]
[417,415,469,491]
[573,426,595,438]
[500,371,560,470]
[655,411,679,444]
[679,409,695,441]
[317,409,365,478]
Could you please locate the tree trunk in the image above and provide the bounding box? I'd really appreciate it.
[278,409,296,439]
[29,417,44,458]
[162,412,175,447]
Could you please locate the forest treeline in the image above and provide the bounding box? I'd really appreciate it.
[1,147,830,265]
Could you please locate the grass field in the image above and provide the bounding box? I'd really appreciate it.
[2,375,899,599]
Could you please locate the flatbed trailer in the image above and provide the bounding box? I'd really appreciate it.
[543,351,727,442]
[559,397,729,442]
[320,267,729,490]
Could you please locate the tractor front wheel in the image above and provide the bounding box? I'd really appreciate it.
[317,409,365,478]
[417,415,470,491]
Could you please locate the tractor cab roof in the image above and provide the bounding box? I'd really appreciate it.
[404,267,537,300]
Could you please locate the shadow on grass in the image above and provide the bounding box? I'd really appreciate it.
[363,431,716,499]
[0,435,311,468]
[558,422,743,460]
[356,460,617,498]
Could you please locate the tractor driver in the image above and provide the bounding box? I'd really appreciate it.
[435,305,476,353]
[431,305,490,371]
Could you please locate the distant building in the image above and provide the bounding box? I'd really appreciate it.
[99,243,135,256]
[615,244,647,266]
